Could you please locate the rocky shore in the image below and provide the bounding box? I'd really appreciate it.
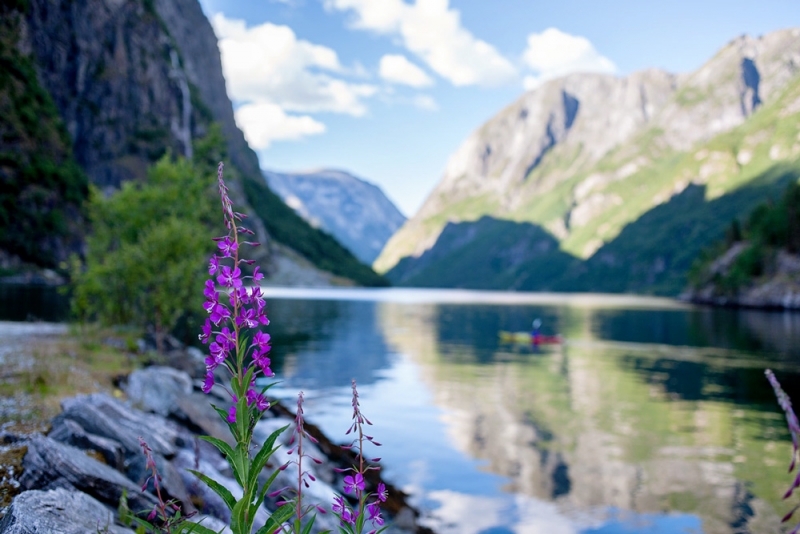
[0,358,428,533]
[682,245,800,310]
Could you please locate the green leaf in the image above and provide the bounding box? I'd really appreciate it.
[255,463,284,510]
[301,514,317,534]
[210,402,239,442]
[259,380,281,396]
[126,515,156,532]
[247,424,287,492]
[231,497,254,534]
[254,503,295,534]
[247,444,279,496]
[187,469,237,511]
[198,435,235,462]
[236,389,250,448]
[177,522,224,534]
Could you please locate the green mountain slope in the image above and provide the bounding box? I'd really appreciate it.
[0,2,87,267]
[378,28,800,295]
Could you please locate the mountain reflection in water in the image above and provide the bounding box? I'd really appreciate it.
[257,289,800,533]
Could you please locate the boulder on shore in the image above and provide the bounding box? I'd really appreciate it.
[0,487,135,533]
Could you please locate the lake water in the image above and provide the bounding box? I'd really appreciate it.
[257,287,800,534]
[4,285,800,533]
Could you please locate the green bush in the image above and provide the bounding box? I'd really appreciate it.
[692,180,800,294]
[71,156,216,351]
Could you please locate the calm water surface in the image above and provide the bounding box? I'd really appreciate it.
[258,288,800,534]
[4,285,799,533]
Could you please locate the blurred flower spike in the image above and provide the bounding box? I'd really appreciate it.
[766,369,800,534]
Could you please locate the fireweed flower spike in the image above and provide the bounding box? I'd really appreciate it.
[766,369,800,534]
[272,392,328,534]
[331,380,388,533]
[185,162,297,534]
[136,438,188,532]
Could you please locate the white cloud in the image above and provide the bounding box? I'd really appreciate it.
[522,28,616,89]
[413,94,438,111]
[211,13,377,116]
[379,54,433,87]
[234,102,325,149]
[325,0,517,87]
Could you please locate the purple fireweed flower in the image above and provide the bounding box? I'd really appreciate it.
[203,280,218,300]
[236,286,250,304]
[226,404,236,424]
[254,393,268,411]
[245,388,268,411]
[253,331,271,350]
[236,307,258,329]
[333,495,357,525]
[229,287,248,308]
[210,303,230,325]
[208,255,219,275]
[376,482,388,502]
[343,472,364,494]
[202,371,214,393]
[255,353,273,376]
[216,266,242,289]
[199,319,212,344]
[251,286,266,308]
[342,507,357,525]
[252,266,264,282]
[367,501,384,526]
[217,327,236,349]
[218,236,238,258]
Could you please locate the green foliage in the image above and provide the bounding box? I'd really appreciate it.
[242,177,388,287]
[692,179,800,294]
[0,3,88,266]
[71,156,215,349]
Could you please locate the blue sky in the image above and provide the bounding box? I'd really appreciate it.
[198,0,800,216]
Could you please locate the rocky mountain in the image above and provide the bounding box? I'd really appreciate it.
[683,181,800,308]
[376,28,800,295]
[1,0,384,286]
[263,169,406,264]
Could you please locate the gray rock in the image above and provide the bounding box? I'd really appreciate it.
[49,417,125,470]
[18,435,156,512]
[0,488,135,534]
[173,392,236,446]
[56,393,181,460]
[126,366,193,417]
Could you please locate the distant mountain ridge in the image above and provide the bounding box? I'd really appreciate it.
[264,169,406,264]
[376,28,800,295]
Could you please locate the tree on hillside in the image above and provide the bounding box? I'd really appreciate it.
[71,156,217,352]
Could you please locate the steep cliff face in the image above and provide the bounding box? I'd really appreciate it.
[376,28,800,295]
[264,169,406,264]
[150,0,264,186]
[4,0,382,285]
[23,0,198,188]
[0,2,87,268]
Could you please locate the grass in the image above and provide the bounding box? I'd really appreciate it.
[0,325,150,425]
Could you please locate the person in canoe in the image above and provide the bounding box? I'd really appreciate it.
[532,318,542,347]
